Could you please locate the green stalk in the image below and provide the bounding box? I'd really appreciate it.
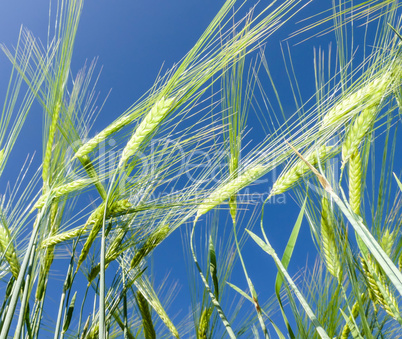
[13,244,34,339]
[0,212,42,339]
[190,220,236,339]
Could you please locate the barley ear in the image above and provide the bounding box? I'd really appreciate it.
[348,150,362,216]
[320,197,341,281]
[136,291,156,339]
[196,165,266,220]
[321,70,391,130]
[342,106,377,166]
[119,97,175,166]
[74,114,134,159]
[197,307,212,339]
[88,229,126,282]
[380,229,394,257]
[361,255,400,319]
[41,227,85,248]
[0,222,20,280]
[340,294,365,339]
[77,199,131,271]
[270,145,332,197]
[34,179,90,209]
[130,225,170,270]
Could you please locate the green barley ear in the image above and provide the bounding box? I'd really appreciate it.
[87,228,126,282]
[74,114,136,159]
[130,225,170,270]
[119,97,175,166]
[361,255,400,319]
[34,179,91,209]
[380,229,394,257]
[136,291,156,339]
[348,151,362,216]
[41,227,85,248]
[196,165,266,220]
[197,307,212,339]
[321,68,394,130]
[76,199,131,271]
[80,315,91,339]
[342,106,377,166]
[340,293,365,339]
[270,145,332,197]
[0,221,20,280]
[320,197,342,281]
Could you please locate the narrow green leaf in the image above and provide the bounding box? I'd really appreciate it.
[226,282,254,303]
[62,291,77,334]
[247,229,330,339]
[275,197,306,296]
[393,172,402,192]
[273,198,306,339]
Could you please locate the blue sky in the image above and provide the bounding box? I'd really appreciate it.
[0,0,385,336]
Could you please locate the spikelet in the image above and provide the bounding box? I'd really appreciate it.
[119,97,175,166]
[269,146,331,197]
[130,225,170,269]
[34,179,90,209]
[137,291,156,339]
[361,255,400,318]
[198,307,212,339]
[74,114,134,159]
[0,222,20,279]
[380,229,394,257]
[342,106,377,166]
[321,70,391,129]
[43,100,62,186]
[76,199,131,271]
[320,197,341,280]
[196,165,265,219]
[348,151,362,216]
[340,294,365,339]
